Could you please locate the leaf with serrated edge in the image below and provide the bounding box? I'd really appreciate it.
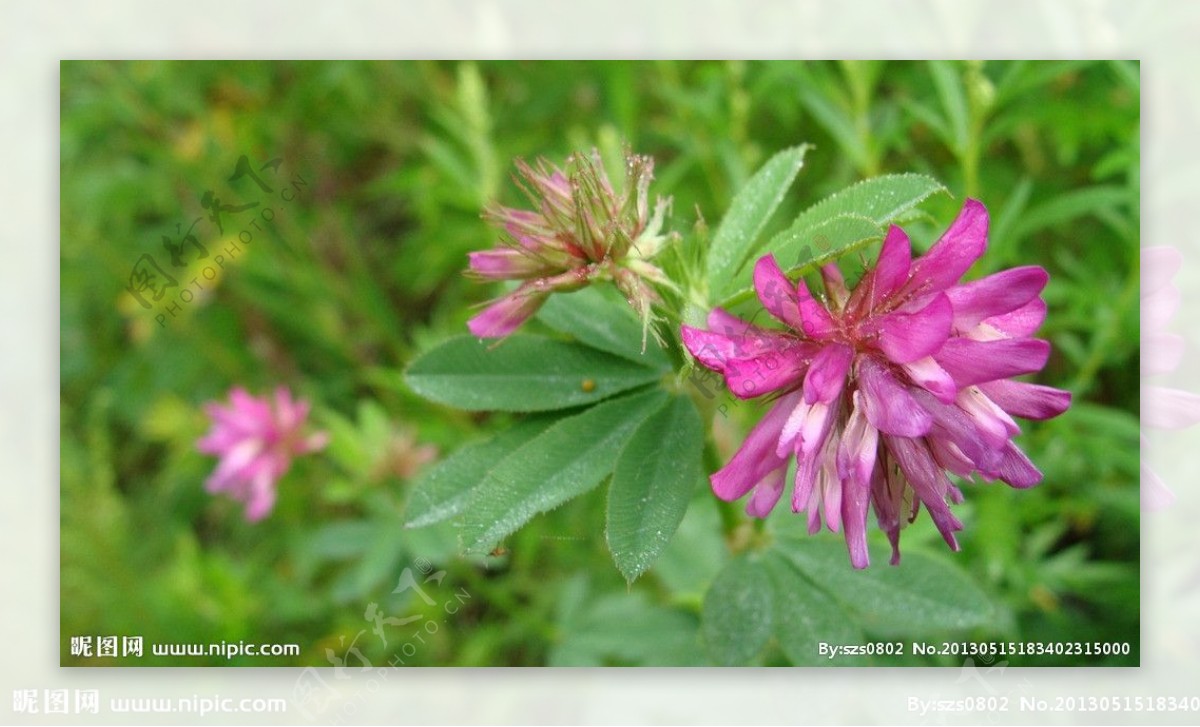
[701,554,774,665]
[764,552,868,666]
[732,173,945,281]
[772,212,882,273]
[707,145,810,294]
[606,395,703,583]
[460,388,669,553]
[404,416,556,528]
[405,334,662,412]
[718,213,882,308]
[776,537,993,637]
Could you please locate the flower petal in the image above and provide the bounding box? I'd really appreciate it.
[956,385,1020,441]
[947,266,1048,331]
[1141,461,1175,510]
[468,286,547,338]
[724,354,809,399]
[977,380,1071,420]
[778,400,832,458]
[837,392,879,486]
[708,308,754,336]
[682,318,800,373]
[205,438,263,492]
[468,249,549,280]
[244,467,278,522]
[849,224,912,316]
[857,356,933,436]
[979,298,1046,339]
[870,464,905,565]
[1143,283,1180,334]
[873,225,913,298]
[820,263,850,309]
[876,292,953,364]
[684,321,815,399]
[820,453,842,532]
[934,337,1050,386]
[885,435,963,551]
[841,468,872,569]
[710,393,800,501]
[754,254,804,329]
[911,388,1004,473]
[900,356,958,403]
[803,343,853,404]
[799,295,837,338]
[790,408,836,515]
[991,442,1043,489]
[904,198,988,296]
[745,466,787,518]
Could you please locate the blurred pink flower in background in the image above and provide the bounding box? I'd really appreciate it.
[683,200,1070,567]
[1141,245,1200,509]
[197,387,329,521]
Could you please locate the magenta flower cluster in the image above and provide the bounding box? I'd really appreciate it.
[683,200,1070,567]
[197,387,328,521]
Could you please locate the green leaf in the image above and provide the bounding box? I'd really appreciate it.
[769,212,883,275]
[549,587,703,666]
[405,334,663,412]
[537,286,670,370]
[606,395,703,583]
[775,538,994,637]
[783,172,945,244]
[701,554,774,665]
[403,417,555,528]
[764,552,867,666]
[460,388,669,553]
[706,145,810,294]
[721,173,945,302]
[653,495,729,599]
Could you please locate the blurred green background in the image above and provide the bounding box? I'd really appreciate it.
[61,60,1139,666]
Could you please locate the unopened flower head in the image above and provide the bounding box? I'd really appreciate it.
[467,148,675,339]
[682,199,1071,568]
[197,387,329,521]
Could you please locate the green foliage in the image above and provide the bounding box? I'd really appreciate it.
[699,539,994,666]
[537,287,671,368]
[758,172,944,275]
[764,553,867,666]
[405,335,664,412]
[606,395,704,583]
[705,144,809,295]
[403,417,555,528]
[701,553,775,665]
[455,387,668,553]
[775,538,994,637]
